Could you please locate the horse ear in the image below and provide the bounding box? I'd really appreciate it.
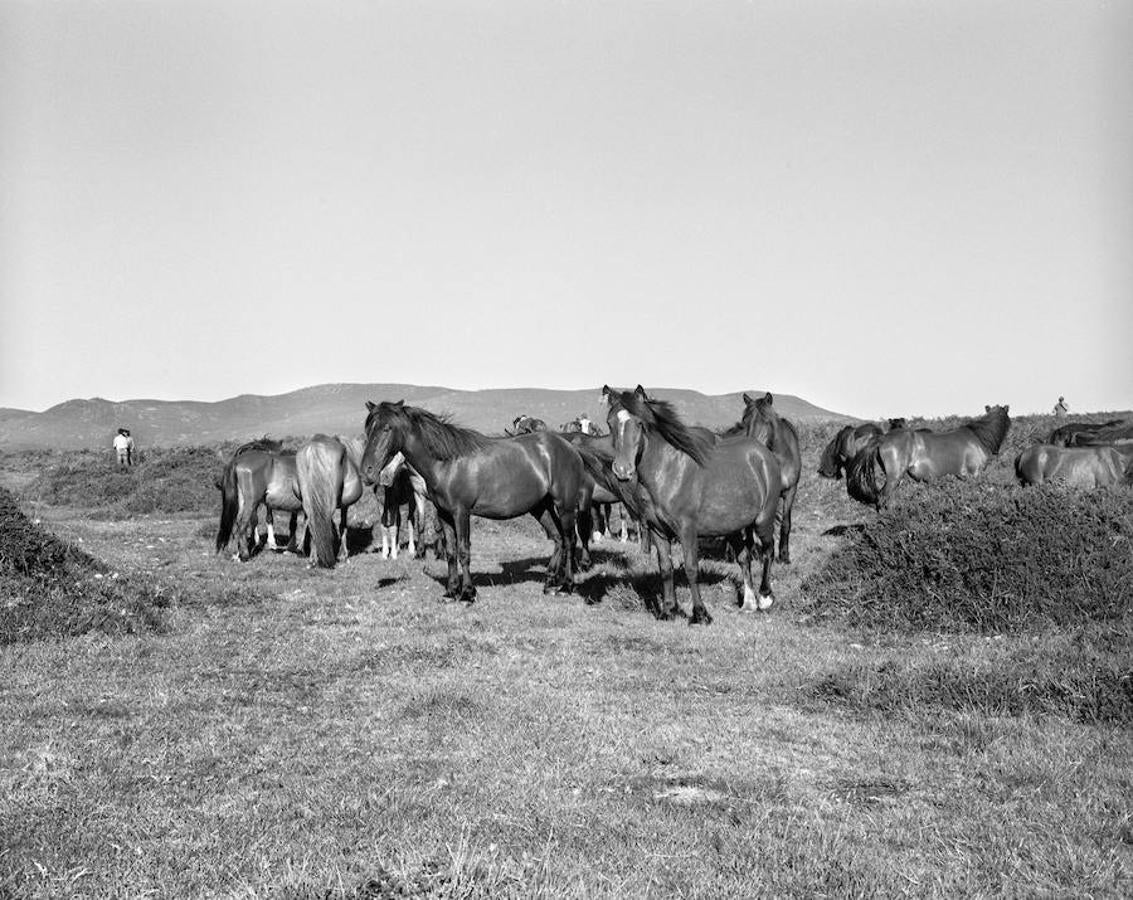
[634,384,648,398]
[395,399,405,407]
[742,393,753,405]
[365,400,376,412]
[764,392,773,403]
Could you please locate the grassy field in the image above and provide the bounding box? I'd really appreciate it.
[1,415,1131,897]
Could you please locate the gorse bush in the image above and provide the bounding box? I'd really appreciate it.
[26,446,224,514]
[801,479,1133,633]
[0,488,173,642]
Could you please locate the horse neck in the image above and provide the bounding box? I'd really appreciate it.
[634,427,692,492]
[397,430,452,495]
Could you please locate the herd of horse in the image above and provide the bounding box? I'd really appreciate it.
[214,390,1132,625]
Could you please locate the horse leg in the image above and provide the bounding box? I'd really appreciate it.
[264,507,279,551]
[337,507,349,562]
[592,503,606,544]
[618,505,628,543]
[234,494,260,562]
[574,503,592,572]
[380,491,395,559]
[436,511,460,600]
[753,517,776,609]
[649,532,681,620]
[285,511,299,553]
[454,509,476,603]
[554,500,577,595]
[777,482,798,565]
[677,526,712,625]
[728,531,758,611]
[533,506,566,594]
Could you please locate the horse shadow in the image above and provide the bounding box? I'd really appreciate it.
[420,556,559,591]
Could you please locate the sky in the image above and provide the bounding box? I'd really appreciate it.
[1,0,1130,420]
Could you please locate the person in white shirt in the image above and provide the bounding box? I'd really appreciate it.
[113,429,132,466]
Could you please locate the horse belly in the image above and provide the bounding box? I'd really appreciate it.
[694,464,771,536]
[265,479,302,510]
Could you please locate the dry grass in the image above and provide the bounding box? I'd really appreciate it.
[2,424,1132,897]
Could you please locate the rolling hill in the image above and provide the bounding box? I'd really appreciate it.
[0,384,853,451]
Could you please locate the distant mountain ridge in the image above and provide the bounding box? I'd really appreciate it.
[0,383,853,451]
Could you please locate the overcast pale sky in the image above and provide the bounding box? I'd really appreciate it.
[2,0,1130,419]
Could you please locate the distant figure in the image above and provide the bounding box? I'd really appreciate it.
[1053,396,1069,418]
[113,428,132,467]
[577,413,593,435]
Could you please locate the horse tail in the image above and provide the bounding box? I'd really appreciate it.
[215,455,240,552]
[845,440,882,507]
[297,438,344,568]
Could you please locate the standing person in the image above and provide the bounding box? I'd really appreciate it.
[124,429,136,465]
[113,429,131,467]
[1053,396,1069,418]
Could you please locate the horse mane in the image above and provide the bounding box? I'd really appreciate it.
[233,437,284,456]
[612,390,712,466]
[573,440,649,521]
[744,395,798,452]
[962,405,1011,455]
[367,402,492,460]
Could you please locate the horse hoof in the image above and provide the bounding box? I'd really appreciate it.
[758,592,774,611]
[689,610,713,626]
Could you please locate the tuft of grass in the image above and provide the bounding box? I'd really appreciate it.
[809,629,1133,726]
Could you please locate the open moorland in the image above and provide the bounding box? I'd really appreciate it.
[1,409,1131,898]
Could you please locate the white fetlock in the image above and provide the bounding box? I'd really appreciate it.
[592,532,603,543]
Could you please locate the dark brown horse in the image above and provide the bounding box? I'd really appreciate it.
[360,401,583,602]
[734,393,801,564]
[817,423,884,479]
[216,439,304,560]
[604,386,781,625]
[847,405,1011,509]
[1016,444,1132,487]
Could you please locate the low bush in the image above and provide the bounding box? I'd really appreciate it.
[25,446,223,515]
[801,479,1133,633]
[0,488,174,643]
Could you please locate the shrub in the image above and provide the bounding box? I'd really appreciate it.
[0,488,174,643]
[25,446,223,514]
[801,479,1133,633]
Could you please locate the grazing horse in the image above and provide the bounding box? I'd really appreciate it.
[1016,444,1132,488]
[295,435,365,568]
[360,400,583,602]
[817,423,884,479]
[216,439,304,560]
[731,393,801,564]
[847,405,1011,509]
[507,415,547,435]
[1047,419,1124,447]
[376,451,430,559]
[604,385,782,625]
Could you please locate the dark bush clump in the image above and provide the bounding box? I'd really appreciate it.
[0,488,175,643]
[801,479,1133,633]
